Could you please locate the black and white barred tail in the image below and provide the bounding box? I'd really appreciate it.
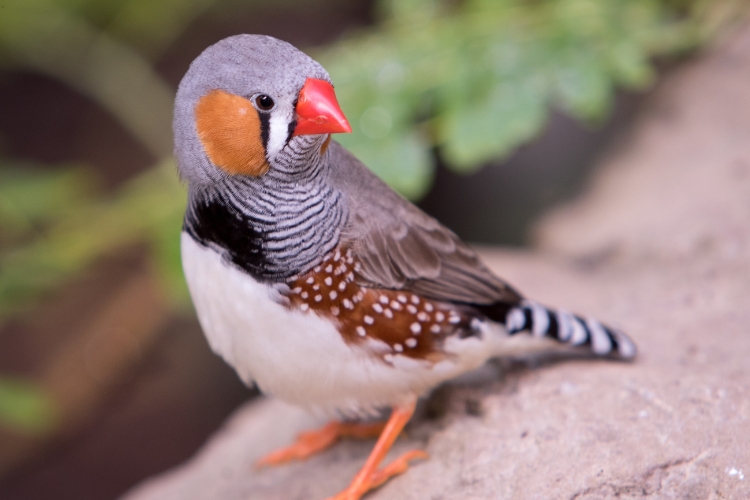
[503,300,637,359]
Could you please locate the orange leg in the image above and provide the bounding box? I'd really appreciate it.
[325,400,428,500]
[256,420,386,468]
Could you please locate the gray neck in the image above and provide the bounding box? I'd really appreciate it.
[184,135,346,282]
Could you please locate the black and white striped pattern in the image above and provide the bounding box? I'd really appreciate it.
[504,300,636,359]
[185,134,347,281]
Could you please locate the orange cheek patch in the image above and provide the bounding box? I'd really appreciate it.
[195,90,271,177]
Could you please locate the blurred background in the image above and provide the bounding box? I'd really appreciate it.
[0,0,744,498]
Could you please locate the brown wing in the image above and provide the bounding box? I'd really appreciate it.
[327,142,522,306]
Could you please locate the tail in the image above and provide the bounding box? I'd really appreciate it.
[503,300,637,359]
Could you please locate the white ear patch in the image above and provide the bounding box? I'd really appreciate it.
[266,105,293,160]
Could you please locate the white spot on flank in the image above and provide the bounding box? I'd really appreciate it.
[313,284,320,291]
[300,303,309,312]
[405,338,417,348]
[373,303,384,313]
[430,324,441,334]
[314,266,321,273]
[306,277,314,284]
[393,343,403,352]
[325,264,333,273]
[417,312,429,322]
[390,301,402,311]
[410,322,421,334]
[354,263,361,272]
[411,295,419,305]
[364,315,374,325]
[324,277,332,286]
[384,309,394,319]
[329,291,337,300]
[292,287,302,294]
[334,251,341,261]
[314,295,323,302]
[425,303,434,312]
[338,282,346,291]
[728,467,745,480]
[343,299,353,310]
[406,305,417,314]
[397,295,407,303]
[435,311,445,322]
[356,326,366,337]
[347,272,355,281]
[379,295,389,305]
[301,291,309,299]
[449,314,461,324]
[331,306,340,316]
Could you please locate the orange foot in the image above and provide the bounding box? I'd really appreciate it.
[325,401,428,500]
[256,420,386,467]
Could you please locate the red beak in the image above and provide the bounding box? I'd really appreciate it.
[292,78,352,136]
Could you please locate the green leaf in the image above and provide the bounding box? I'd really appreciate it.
[316,0,721,195]
[0,164,97,241]
[440,74,549,170]
[0,377,57,435]
[553,48,613,122]
[0,159,187,322]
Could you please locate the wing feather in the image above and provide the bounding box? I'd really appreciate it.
[328,142,522,306]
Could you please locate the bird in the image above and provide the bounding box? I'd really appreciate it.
[174,34,637,500]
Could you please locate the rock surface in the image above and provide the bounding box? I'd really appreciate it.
[122,24,750,500]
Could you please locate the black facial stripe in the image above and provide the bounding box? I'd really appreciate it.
[258,111,270,151]
[287,119,297,143]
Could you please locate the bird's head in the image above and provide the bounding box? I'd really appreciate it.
[173,34,351,186]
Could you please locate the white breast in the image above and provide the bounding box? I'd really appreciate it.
[181,233,503,415]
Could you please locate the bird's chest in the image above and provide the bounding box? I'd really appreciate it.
[182,234,403,413]
[181,232,488,415]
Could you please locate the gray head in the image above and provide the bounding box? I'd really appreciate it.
[174,34,351,186]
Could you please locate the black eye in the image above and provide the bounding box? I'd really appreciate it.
[255,94,274,111]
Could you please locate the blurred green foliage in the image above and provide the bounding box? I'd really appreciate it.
[325,0,730,197]
[0,161,187,320]
[0,0,743,432]
[0,377,57,435]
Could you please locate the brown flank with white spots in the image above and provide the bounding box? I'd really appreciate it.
[286,248,470,363]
